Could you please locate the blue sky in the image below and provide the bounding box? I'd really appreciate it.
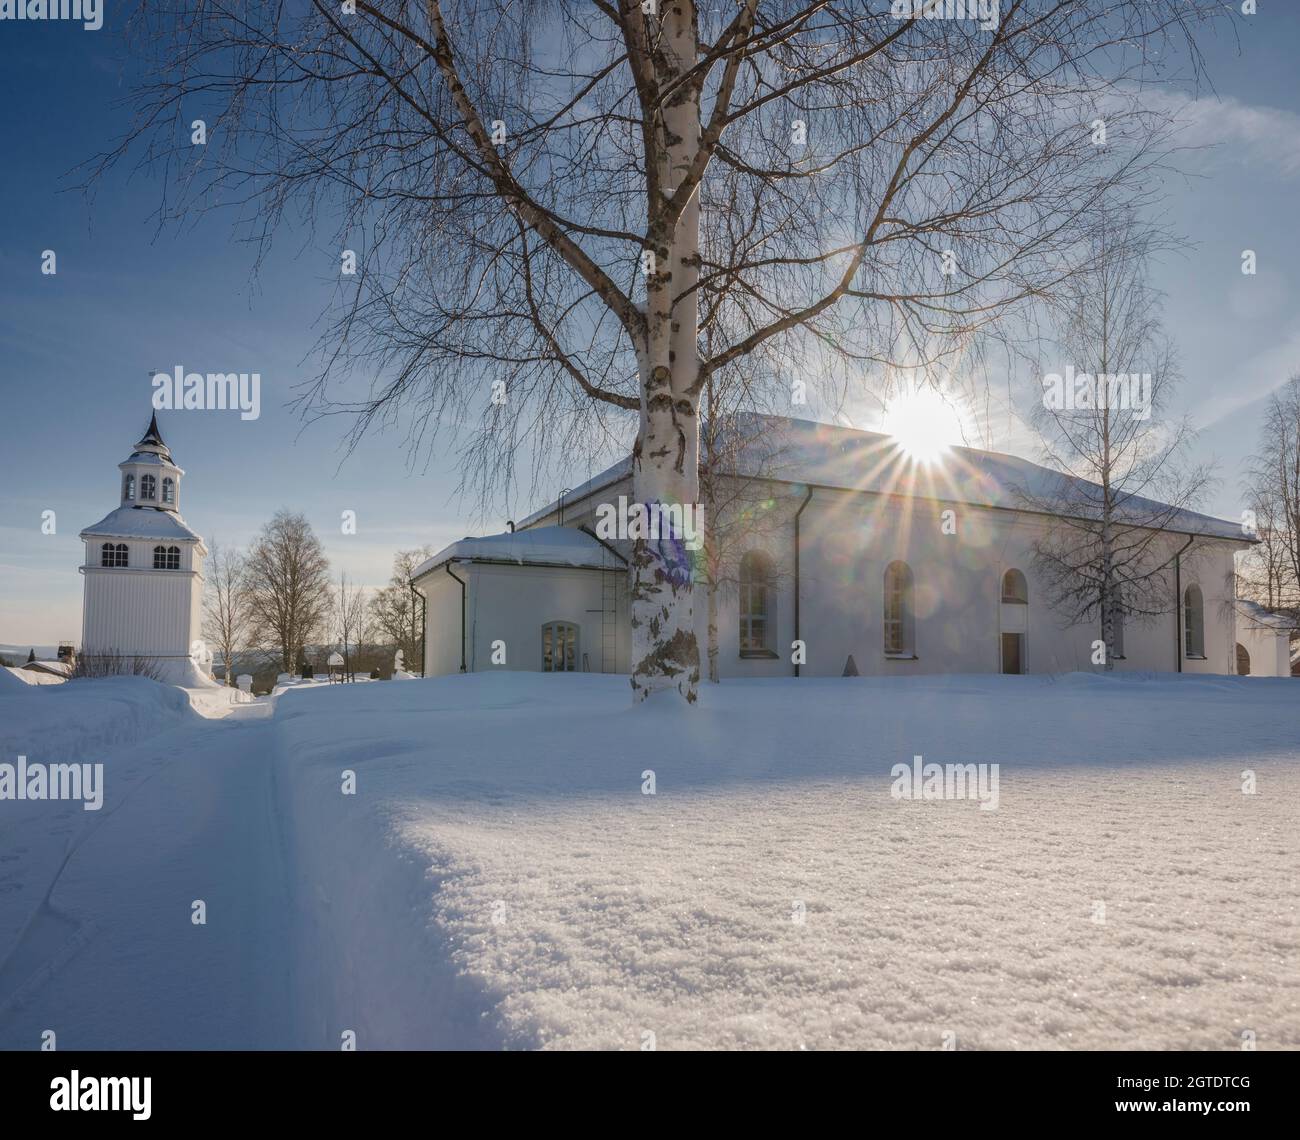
[2,5,1299,647]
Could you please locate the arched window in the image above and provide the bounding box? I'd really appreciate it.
[123,474,135,501]
[1235,643,1251,676]
[162,477,175,504]
[101,542,128,568]
[542,621,579,672]
[140,474,156,501]
[883,560,915,655]
[739,551,776,656]
[1001,569,1028,604]
[1183,584,1205,658]
[153,545,181,570]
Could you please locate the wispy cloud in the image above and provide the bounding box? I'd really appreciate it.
[1144,89,1300,179]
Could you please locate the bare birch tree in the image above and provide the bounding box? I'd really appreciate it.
[1243,377,1300,615]
[370,546,435,672]
[1022,207,1212,668]
[246,511,333,673]
[202,541,251,686]
[333,570,368,682]
[99,0,1222,702]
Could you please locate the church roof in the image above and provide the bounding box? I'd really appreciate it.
[516,414,1249,543]
[1235,599,1300,630]
[80,505,203,543]
[412,526,623,579]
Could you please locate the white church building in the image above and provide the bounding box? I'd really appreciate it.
[413,416,1293,680]
[79,414,208,677]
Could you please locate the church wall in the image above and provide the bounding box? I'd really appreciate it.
[695,479,1244,679]
[419,562,627,675]
[81,567,200,658]
[419,569,466,676]
[1236,621,1292,677]
[508,471,1246,680]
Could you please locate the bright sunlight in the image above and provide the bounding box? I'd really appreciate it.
[880,386,969,464]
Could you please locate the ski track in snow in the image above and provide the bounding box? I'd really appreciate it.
[1,670,1298,1050]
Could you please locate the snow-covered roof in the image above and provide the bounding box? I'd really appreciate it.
[412,526,623,579]
[517,414,1248,542]
[120,452,180,468]
[81,505,203,543]
[21,659,73,677]
[1235,599,1300,630]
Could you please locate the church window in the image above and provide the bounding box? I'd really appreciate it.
[542,621,579,672]
[1001,568,1028,604]
[140,474,156,501]
[739,551,776,656]
[1183,584,1205,658]
[153,545,181,570]
[101,543,128,568]
[124,474,135,501]
[162,477,175,504]
[884,560,915,655]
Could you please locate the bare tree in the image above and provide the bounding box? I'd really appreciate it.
[1022,207,1213,668]
[246,511,332,673]
[202,542,251,686]
[99,0,1222,702]
[1244,377,1300,616]
[333,570,368,682]
[698,397,794,682]
[370,546,435,673]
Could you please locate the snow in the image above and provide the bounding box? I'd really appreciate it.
[268,671,1300,1050]
[515,414,1246,542]
[79,504,203,543]
[413,525,624,578]
[2,669,1296,1049]
[3,667,66,687]
[1236,599,1299,630]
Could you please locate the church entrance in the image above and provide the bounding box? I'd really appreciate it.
[1001,632,1024,675]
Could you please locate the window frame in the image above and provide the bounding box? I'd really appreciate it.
[542,620,580,672]
[140,474,156,501]
[738,550,778,658]
[162,477,175,504]
[1183,584,1205,658]
[101,542,128,568]
[1000,568,1028,604]
[883,560,915,658]
[153,545,181,570]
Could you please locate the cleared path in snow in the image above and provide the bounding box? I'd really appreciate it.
[0,704,301,1049]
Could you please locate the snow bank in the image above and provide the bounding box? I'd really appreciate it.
[0,675,195,765]
[271,671,1300,1050]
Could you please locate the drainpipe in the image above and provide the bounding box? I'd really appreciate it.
[445,562,468,673]
[408,579,427,677]
[793,486,814,677]
[557,488,573,526]
[507,520,515,533]
[1173,536,1194,673]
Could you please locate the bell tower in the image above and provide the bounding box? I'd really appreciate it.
[79,413,208,681]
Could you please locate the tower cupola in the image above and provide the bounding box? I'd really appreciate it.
[118,412,185,512]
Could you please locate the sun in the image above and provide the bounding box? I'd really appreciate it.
[881,386,968,464]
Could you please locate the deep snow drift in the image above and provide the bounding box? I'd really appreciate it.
[271,671,1300,1050]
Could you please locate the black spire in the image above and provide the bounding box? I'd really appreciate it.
[132,411,173,462]
[139,411,166,448]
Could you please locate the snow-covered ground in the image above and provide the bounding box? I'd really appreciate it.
[1,670,1297,1050]
[271,671,1300,1050]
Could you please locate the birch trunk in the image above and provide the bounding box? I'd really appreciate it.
[630,1,702,704]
